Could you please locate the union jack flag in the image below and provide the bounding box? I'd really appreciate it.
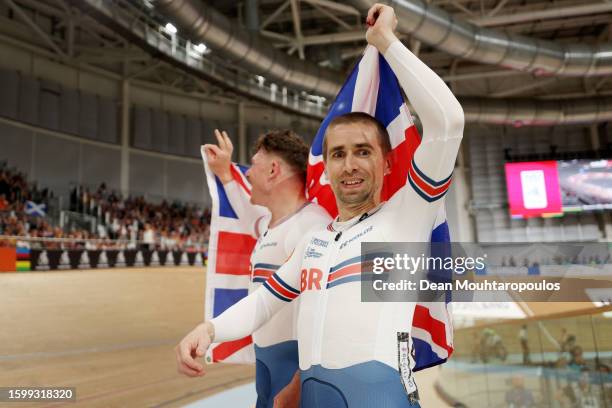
[201,158,257,363]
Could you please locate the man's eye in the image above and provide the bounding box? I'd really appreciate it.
[357,149,370,156]
[332,151,344,158]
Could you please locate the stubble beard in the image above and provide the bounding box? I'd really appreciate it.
[338,189,371,206]
[335,180,378,214]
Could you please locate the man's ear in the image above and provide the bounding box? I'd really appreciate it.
[383,153,392,176]
[270,160,281,178]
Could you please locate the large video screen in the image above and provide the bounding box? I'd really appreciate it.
[558,159,612,212]
[505,159,612,219]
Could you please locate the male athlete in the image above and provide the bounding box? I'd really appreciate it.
[176,4,463,407]
[198,129,330,407]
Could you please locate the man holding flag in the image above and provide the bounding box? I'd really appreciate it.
[201,129,331,407]
[177,3,463,407]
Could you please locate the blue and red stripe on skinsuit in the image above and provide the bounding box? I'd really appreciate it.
[263,273,300,302]
[252,263,280,283]
[408,158,453,202]
[327,251,395,289]
[327,255,362,289]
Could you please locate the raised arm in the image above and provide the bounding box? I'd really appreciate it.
[202,129,268,237]
[367,4,464,192]
[175,234,306,377]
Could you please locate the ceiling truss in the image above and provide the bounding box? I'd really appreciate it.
[0,0,611,110]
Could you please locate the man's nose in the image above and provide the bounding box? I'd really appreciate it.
[343,153,358,172]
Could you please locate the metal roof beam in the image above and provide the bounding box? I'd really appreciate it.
[472,2,612,27]
[3,0,67,58]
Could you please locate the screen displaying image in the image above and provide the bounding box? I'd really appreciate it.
[504,161,563,219]
[520,169,548,210]
[558,159,612,212]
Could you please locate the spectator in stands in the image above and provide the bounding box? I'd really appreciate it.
[554,355,572,383]
[97,221,107,239]
[81,187,90,215]
[142,223,155,251]
[505,375,535,408]
[118,222,128,241]
[569,346,589,372]
[109,217,120,240]
[128,219,138,244]
[0,194,8,211]
[72,182,211,251]
[560,328,576,353]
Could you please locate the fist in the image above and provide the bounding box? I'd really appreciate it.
[202,129,234,183]
[365,3,398,53]
[175,322,214,377]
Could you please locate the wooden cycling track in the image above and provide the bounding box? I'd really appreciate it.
[0,267,447,408]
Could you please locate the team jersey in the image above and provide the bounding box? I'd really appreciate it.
[211,39,463,406]
[223,181,331,347]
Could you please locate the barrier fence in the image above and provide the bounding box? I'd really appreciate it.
[0,236,207,272]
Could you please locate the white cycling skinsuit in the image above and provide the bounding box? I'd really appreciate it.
[223,180,331,407]
[211,39,464,408]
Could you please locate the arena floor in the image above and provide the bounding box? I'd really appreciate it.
[0,267,253,407]
[0,267,448,408]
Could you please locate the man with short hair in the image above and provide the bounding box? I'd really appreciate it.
[200,129,331,407]
[177,4,463,407]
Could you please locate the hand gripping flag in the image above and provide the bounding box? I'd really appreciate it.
[202,45,453,369]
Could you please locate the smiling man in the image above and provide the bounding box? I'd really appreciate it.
[177,4,464,407]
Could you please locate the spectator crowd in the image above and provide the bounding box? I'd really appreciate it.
[0,163,58,244]
[69,183,210,251]
[0,162,210,251]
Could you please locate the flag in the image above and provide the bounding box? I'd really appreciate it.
[24,201,46,217]
[306,45,453,371]
[202,45,453,369]
[201,153,257,363]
